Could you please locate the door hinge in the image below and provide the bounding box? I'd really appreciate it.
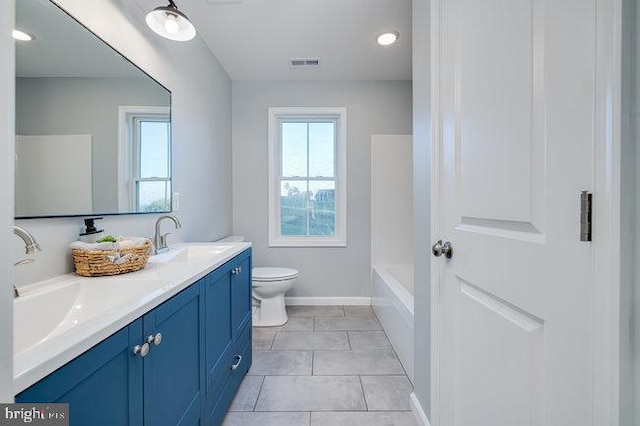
[580,191,592,242]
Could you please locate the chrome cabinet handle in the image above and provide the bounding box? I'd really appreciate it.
[432,240,453,259]
[133,342,150,357]
[230,355,243,370]
[231,267,242,275]
[147,333,163,346]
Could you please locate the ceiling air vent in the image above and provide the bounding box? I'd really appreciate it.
[290,57,321,69]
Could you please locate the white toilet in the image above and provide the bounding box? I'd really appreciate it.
[252,267,298,327]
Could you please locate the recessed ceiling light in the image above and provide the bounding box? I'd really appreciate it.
[376,31,399,46]
[12,30,34,42]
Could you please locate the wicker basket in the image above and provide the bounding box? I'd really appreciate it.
[72,240,153,277]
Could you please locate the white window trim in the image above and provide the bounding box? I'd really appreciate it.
[268,106,347,247]
[117,106,170,211]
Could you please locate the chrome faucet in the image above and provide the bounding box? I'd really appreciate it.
[14,225,42,254]
[13,225,42,298]
[154,214,182,254]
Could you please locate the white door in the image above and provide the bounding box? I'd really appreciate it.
[432,0,596,425]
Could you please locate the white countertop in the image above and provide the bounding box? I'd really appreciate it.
[13,242,251,394]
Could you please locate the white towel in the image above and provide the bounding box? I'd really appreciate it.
[116,236,151,248]
[70,241,118,251]
[70,237,150,252]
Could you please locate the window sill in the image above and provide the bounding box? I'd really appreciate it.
[268,236,347,248]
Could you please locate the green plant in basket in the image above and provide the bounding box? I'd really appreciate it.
[97,235,116,243]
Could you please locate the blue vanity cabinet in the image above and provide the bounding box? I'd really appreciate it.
[205,248,252,425]
[16,248,252,426]
[16,282,203,426]
[16,319,145,425]
[16,283,204,426]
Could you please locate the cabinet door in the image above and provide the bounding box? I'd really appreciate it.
[16,320,144,426]
[143,282,203,426]
[204,264,233,418]
[230,249,252,339]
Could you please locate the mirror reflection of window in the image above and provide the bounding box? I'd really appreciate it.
[118,106,171,213]
[135,118,171,212]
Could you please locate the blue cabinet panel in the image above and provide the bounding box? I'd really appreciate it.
[205,270,232,372]
[204,262,233,419]
[16,320,144,426]
[206,249,252,425]
[231,252,252,339]
[143,282,203,426]
[208,323,252,426]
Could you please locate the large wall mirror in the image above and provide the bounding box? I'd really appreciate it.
[15,0,172,219]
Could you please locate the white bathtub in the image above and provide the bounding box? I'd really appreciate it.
[371,264,414,383]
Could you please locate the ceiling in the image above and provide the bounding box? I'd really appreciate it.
[134,0,412,81]
[16,0,144,78]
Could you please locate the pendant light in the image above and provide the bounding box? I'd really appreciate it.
[146,0,196,42]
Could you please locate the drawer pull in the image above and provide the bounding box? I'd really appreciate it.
[133,343,150,357]
[147,333,163,346]
[230,355,243,370]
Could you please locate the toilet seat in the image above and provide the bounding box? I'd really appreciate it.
[253,267,298,282]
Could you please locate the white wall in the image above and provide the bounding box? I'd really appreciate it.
[13,1,233,289]
[16,77,168,213]
[371,135,413,266]
[233,80,412,297]
[412,0,432,418]
[0,0,15,402]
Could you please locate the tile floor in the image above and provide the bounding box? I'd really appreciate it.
[222,305,417,426]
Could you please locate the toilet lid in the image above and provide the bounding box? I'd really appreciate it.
[253,267,298,282]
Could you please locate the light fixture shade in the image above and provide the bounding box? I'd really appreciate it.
[146,1,196,42]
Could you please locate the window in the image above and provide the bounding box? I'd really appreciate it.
[118,106,171,213]
[268,107,347,247]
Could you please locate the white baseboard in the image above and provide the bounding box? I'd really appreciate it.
[410,392,431,426]
[285,297,371,306]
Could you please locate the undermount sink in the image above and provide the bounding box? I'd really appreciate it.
[152,243,236,263]
[14,277,165,354]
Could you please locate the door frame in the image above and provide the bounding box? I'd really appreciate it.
[427,0,622,424]
[592,0,622,423]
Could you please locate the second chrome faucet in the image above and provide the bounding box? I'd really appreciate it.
[154,214,182,254]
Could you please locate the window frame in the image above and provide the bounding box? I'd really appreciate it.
[117,106,171,212]
[268,107,347,247]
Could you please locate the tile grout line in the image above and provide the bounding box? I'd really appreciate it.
[251,375,266,412]
[311,330,316,375]
[269,331,275,350]
[358,374,369,412]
